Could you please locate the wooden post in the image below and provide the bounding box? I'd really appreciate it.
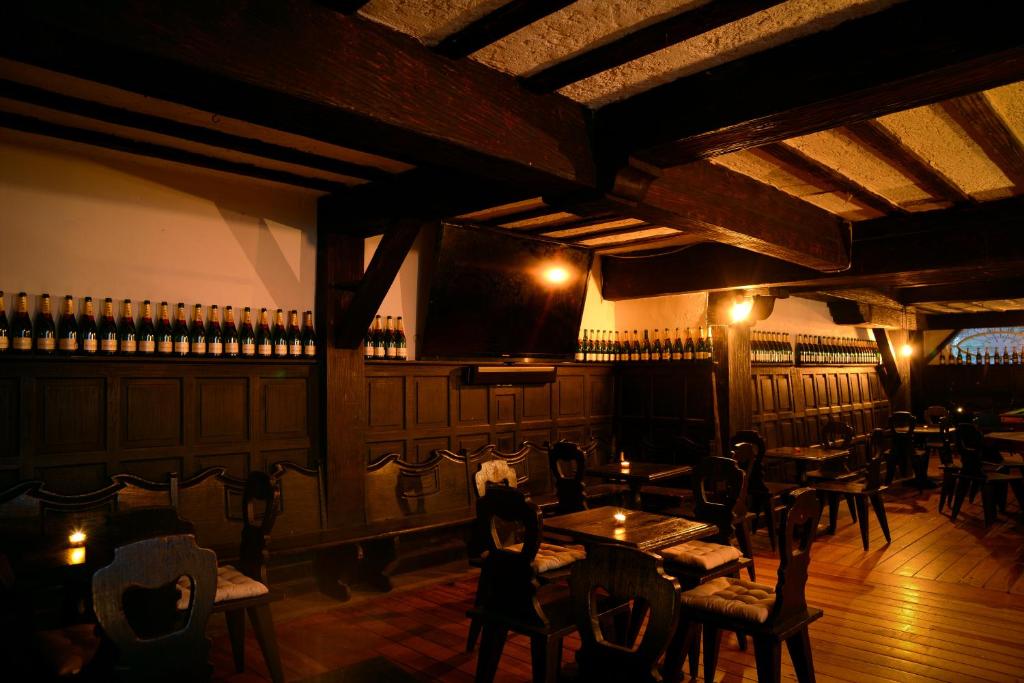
[709,292,755,453]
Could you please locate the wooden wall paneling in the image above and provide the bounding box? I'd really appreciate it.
[557,374,585,418]
[413,376,449,429]
[364,451,470,526]
[121,378,183,450]
[588,372,613,419]
[35,463,108,494]
[495,431,516,452]
[37,377,106,455]
[0,378,18,461]
[414,437,451,463]
[367,440,406,466]
[367,376,405,430]
[195,377,249,444]
[261,377,309,439]
[492,387,520,426]
[120,456,185,482]
[456,432,491,456]
[522,383,552,422]
[456,384,488,425]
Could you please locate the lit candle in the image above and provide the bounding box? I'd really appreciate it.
[68,529,86,546]
[69,547,86,565]
[613,512,626,524]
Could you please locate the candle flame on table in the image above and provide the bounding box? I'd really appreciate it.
[613,512,626,524]
[68,530,86,545]
[69,547,86,565]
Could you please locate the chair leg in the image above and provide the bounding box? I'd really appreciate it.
[247,604,284,683]
[224,608,245,673]
[939,470,956,512]
[845,494,857,522]
[766,502,778,552]
[703,625,722,683]
[981,484,997,527]
[950,476,971,522]
[1009,479,1024,510]
[855,496,870,551]
[734,520,756,581]
[663,619,697,683]
[475,625,509,683]
[968,480,979,503]
[689,624,701,681]
[466,616,482,653]
[786,628,817,683]
[995,480,1009,513]
[826,493,839,534]
[736,630,747,651]
[529,635,562,683]
[753,635,783,683]
[869,493,891,544]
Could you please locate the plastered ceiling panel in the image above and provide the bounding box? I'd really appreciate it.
[711,151,878,220]
[784,131,941,211]
[984,81,1024,149]
[878,106,1015,202]
[360,0,507,45]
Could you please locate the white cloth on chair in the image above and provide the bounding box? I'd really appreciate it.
[176,564,268,608]
[660,540,742,570]
[475,460,518,496]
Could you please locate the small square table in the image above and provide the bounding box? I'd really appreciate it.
[586,461,693,508]
[764,445,850,484]
[543,506,716,552]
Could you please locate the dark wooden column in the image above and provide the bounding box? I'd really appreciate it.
[708,293,755,453]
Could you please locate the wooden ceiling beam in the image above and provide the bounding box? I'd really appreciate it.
[1,2,595,190]
[318,0,371,14]
[940,93,1024,190]
[826,300,913,330]
[523,0,785,93]
[897,280,1024,306]
[596,1,1024,166]
[923,310,1024,330]
[748,143,903,215]
[434,0,578,58]
[838,120,971,205]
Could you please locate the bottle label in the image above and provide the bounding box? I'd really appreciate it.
[274,342,288,356]
[139,340,156,353]
[385,345,396,359]
[290,341,302,356]
[157,340,172,354]
[208,342,223,356]
[575,351,584,362]
[303,343,316,357]
[243,342,257,356]
[13,337,31,351]
[174,341,189,354]
[37,337,55,351]
[83,337,97,353]
[397,349,406,360]
[101,338,118,353]
[374,345,384,359]
[0,336,8,350]
[225,341,239,355]
[671,351,682,361]
[59,337,77,351]
[258,342,272,356]
[192,341,206,354]
[122,339,137,353]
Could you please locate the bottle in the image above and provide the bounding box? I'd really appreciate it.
[393,316,406,361]
[1003,347,1010,365]
[272,309,288,357]
[640,329,651,361]
[954,347,962,365]
[137,301,156,354]
[79,297,98,355]
[671,328,683,361]
[58,295,78,354]
[257,308,273,357]
[155,302,173,355]
[206,305,224,357]
[240,307,257,357]
[993,346,1001,366]
[171,303,190,356]
[705,326,714,361]
[683,328,695,361]
[383,315,396,360]
[613,331,622,362]
[34,293,56,354]
[651,329,662,361]
[662,329,672,362]
[983,347,991,365]
[371,315,384,359]
[630,330,640,362]
[303,311,318,358]
[938,345,946,365]
[99,298,118,355]
[575,331,585,362]
[1013,347,1020,366]
[223,306,240,357]
[0,293,8,353]
[118,299,137,355]
[287,310,302,357]
[365,324,375,360]
[695,327,708,361]
[11,292,31,353]
[189,304,207,356]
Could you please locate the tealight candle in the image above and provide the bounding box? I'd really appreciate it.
[620,460,630,468]
[613,512,626,524]
[68,530,86,546]
[68,547,86,566]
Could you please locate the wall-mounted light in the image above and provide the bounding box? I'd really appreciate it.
[900,343,914,358]
[730,295,753,324]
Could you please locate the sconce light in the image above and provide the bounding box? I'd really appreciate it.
[900,343,914,358]
[730,295,753,324]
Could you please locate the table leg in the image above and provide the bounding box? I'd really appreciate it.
[630,482,643,509]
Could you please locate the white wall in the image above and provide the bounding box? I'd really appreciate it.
[363,230,425,358]
[0,131,318,319]
[755,296,874,339]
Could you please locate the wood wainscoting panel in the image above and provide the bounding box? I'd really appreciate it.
[0,378,18,459]
[122,378,182,449]
[493,388,519,425]
[195,452,249,479]
[120,456,184,482]
[262,377,309,439]
[557,374,584,417]
[414,436,451,463]
[456,385,488,425]
[195,377,249,444]
[367,376,405,430]
[367,440,406,466]
[37,377,106,454]
[414,376,449,428]
[457,432,490,455]
[589,374,613,419]
[522,384,551,422]
[34,462,108,494]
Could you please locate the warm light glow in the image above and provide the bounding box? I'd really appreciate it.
[620,460,630,468]
[69,530,86,546]
[69,547,86,565]
[730,297,753,323]
[613,512,627,524]
[956,406,964,413]
[542,266,570,285]
[900,343,914,358]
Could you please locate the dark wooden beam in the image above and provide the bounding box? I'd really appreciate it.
[853,193,1024,242]
[923,310,1024,330]
[335,219,425,348]
[603,161,850,270]
[1,2,595,190]
[0,109,347,193]
[434,0,578,58]
[0,78,394,182]
[838,121,971,205]
[748,143,902,215]
[872,328,902,399]
[523,0,785,93]
[941,93,1024,190]
[897,280,1024,305]
[597,1,1024,166]
[318,0,371,14]
[826,300,912,330]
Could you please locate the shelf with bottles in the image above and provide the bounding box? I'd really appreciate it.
[936,345,1024,367]
[574,326,714,363]
[363,313,409,361]
[751,331,794,366]
[794,334,880,367]
[0,290,317,360]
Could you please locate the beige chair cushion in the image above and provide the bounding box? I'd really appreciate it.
[661,540,742,570]
[475,460,518,497]
[680,576,775,623]
[177,564,268,608]
[505,542,586,573]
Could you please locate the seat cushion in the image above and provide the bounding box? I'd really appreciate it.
[680,576,775,623]
[177,564,269,608]
[660,541,742,570]
[505,542,586,573]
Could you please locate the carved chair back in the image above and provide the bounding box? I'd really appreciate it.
[924,405,949,426]
[549,441,588,513]
[767,488,820,625]
[730,430,769,495]
[821,420,854,449]
[694,453,748,544]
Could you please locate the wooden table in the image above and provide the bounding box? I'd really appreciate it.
[586,461,693,508]
[543,506,715,552]
[984,432,1024,467]
[764,445,850,484]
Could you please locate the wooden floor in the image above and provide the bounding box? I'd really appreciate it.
[212,476,1024,682]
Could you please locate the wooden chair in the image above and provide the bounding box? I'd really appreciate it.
[548,440,626,514]
[886,412,926,486]
[806,420,859,484]
[924,405,949,426]
[569,544,681,683]
[468,485,586,683]
[936,418,960,512]
[811,431,891,550]
[950,424,1024,527]
[730,430,798,552]
[93,534,218,682]
[111,472,177,511]
[665,489,824,683]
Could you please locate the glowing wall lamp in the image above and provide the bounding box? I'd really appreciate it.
[730,295,754,324]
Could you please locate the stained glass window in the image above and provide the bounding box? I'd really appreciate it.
[951,327,1024,360]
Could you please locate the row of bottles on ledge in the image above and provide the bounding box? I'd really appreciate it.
[939,345,1023,366]
[751,331,793,365]
[364,314,408,360]
[0,291,316,358]
[575,327,713,363]
[795,335,880,366]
